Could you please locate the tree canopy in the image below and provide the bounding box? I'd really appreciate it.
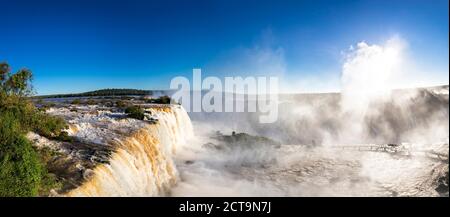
[0,62,64,196]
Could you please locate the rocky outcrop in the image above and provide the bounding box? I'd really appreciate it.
[33,104,193,196]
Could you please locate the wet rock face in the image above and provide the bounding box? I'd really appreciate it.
[202,131,281,167]
[435,170,449,197]
[29,102,191,196]
[208,131,281,150]
[28,104,142,194]
[28,132,115,193]
[63,105,194,196]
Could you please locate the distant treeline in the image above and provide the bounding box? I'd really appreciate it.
[35,88,155,98]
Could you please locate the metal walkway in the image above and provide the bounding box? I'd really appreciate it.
[329,144,449,162]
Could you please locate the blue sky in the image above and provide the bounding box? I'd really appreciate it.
[1,0,448,95]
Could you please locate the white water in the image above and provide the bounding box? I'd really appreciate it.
[172,138,448,197]
[45,102,447,197]
[60,105,194,196]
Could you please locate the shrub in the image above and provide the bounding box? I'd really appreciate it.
[30,112,68,139]
[103,101,114,107]
[116,100,127,108]
[35,147,62,195]
[158,95,171,104]
[54,131,73,142]
[86,99,96,105]
[146,95,172,104]
[0,112,43,196]
[39,102,56,111]
[0,62,66,196]
[125,106,145,120]
[70,99,81,104]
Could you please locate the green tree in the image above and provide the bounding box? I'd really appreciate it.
[0,112,43,196]
[0,62,64,196]
[125,106,145,120]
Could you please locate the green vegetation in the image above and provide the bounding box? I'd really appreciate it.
[0,111,42,196]
[68,98,96,105]
[124,105,145,120]
[211,131,282,150]
[37,101,56,112]
[70,99,81,104]
[146,95,171,104]
[115,100,128,108]
[86,99,96,105]
[70,98,96,105]
[0,62,66,196]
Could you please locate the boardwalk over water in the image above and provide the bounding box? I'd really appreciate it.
[328,144,449,162]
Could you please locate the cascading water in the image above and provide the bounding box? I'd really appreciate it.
[40,86,448,197]
[65,105,194,196]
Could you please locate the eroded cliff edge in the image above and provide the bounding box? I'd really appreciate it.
[28,104,193,196]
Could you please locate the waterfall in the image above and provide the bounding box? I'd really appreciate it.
[66,105,194,196]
